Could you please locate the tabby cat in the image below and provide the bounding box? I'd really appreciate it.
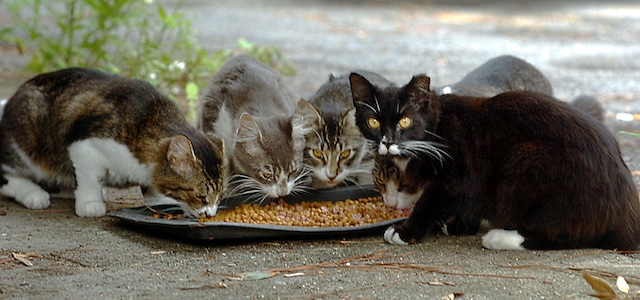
[374,55,605,211]
[0,68,225,217]
[198,55,307,202]
[296,70,393,189]
[351,73,640,250]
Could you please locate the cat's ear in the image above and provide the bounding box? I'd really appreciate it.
[349,73,375,108]
[404,74,432,105]
[341,108,357,128]
[295,99,321,133]
[291,114,307,153]
[328,73,337,81]
[237,113,264,156]
[205,132,225,159]
[166,135,197,177]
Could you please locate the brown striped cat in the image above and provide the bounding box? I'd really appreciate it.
[296,70,393,189]
[351,72,640,250]
[0,68,225,217]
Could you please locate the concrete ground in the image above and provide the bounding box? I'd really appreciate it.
[1,0,640,299]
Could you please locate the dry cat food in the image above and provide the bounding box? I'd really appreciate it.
[200,196,409,227]
[152,196,409,227]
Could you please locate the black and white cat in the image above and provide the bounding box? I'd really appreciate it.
[351,72,640,250]
[0,68,225,217]
[373,55,605,212]
[198,55,308,203]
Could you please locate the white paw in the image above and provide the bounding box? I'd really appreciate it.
[384,226,409,245]
[481,229,525,250]
[75,201,107,217]
[20,190,51,210]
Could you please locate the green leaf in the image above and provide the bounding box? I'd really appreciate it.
[237,38,253,49]
[185,82,199,100]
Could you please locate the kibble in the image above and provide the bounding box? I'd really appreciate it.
[198,196,409,227]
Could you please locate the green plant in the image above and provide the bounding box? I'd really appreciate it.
[1,0,294,122]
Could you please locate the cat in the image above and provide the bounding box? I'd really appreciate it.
[439,54,606,122]
[350,72,640,250]
[198,55,307,203]
[374,55,606,212]
[295,70,393,189]
[0,67,225,217]
[436,54,554,97]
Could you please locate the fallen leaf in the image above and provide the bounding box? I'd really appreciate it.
[440,293,463,300]
[583,274,617,299]
[11,252,33,267]
[616,276,629,294]
[242,271,277,281]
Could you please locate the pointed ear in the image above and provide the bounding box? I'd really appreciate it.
[205,131,225,159]
[349,73,375,109]
[295,99,321,133]
[341,108,357,128]
[236,113,264,156]
[404,74,432,105]
[291,114,306,152]
[166,135,196,177]
[236,113,261,142]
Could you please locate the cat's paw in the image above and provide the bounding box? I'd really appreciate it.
[384,226,409,245]
[20,190,51,210]
[481,229,525,250]
[75,201,107,217]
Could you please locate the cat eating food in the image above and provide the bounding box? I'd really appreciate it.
[374,55,606,212]
[350,72,640,250]
[296,70,393,189]
[198,55,308,203]
[0,68,225,217]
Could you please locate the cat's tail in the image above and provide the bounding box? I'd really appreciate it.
[570,94,605,122]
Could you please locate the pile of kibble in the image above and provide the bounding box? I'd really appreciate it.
[198,196,409,227]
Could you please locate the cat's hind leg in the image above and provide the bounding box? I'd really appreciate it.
[1,174,50,209]
[481,229,525,250]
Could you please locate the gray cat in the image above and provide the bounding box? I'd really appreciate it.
[439,54,604,121]
[437,54,554,97]
[296,70,393,189]
[198,55,307,202]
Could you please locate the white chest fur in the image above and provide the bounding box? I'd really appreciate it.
[68,138,156,186]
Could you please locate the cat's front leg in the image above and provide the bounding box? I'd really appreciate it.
[384,189,444,245]
[69,142,107,217]
[1,174,50,209]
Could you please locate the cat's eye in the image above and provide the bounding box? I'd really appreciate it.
[340,150,351,159]
[262,172,272,179]
[398,116,412,129]
[367,118,380,129]
[312,149,323,159]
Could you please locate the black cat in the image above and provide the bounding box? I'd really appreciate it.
[350,73,640,250]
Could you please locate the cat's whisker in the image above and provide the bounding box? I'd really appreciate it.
[401,141,451,165]
[423,129,446,141]
[355,101,378,114]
